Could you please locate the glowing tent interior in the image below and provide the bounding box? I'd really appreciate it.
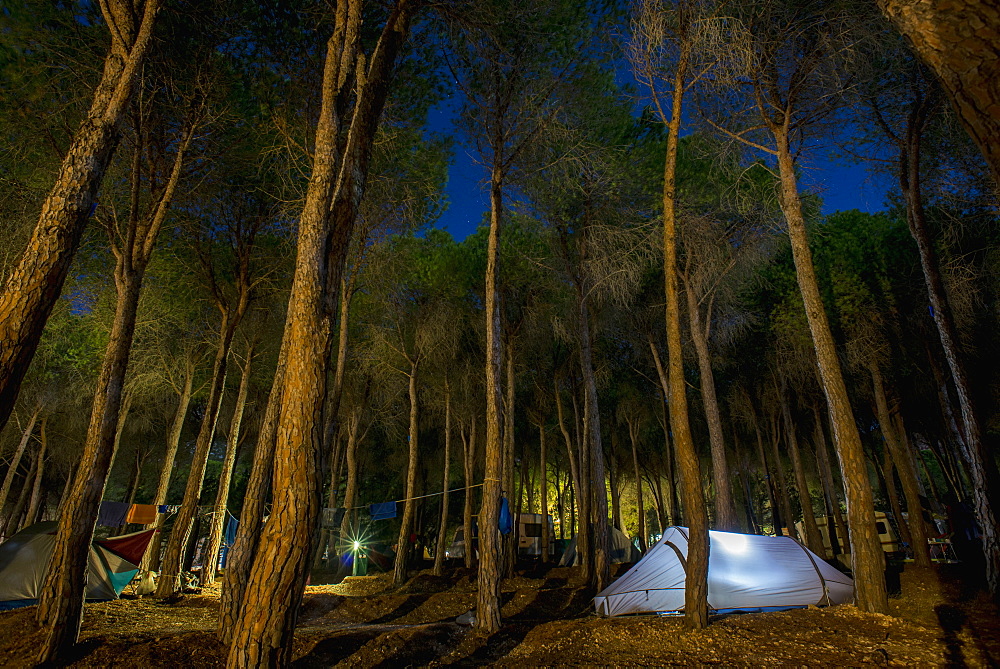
[594,527,854,616]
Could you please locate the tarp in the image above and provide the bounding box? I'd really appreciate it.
[559,526,641,566]
[593,527,854,616]
[0,522,155,610]
[369,502,397,521]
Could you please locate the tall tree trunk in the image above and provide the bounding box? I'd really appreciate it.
[0,406,39,521]
[394,362,421,585]
[813,405,848,557]
[752,411,781,536]
[461,417,476,569]
[628,418,647,552]
[539,420,549,562]
[554,379,581,526]
[768,412,797,538]
[226,4,418,660]
[338,406,364,542]
[218,345,285,643]
[880,0,1000,184]
[881,447,910,546]
[501,346,516,577]
[477,175,505,633]
[156,316,236,597]
[684,281,738,531]
[660,47,709,629]
[900,119,1000,592]
[23,418,47,531]
[871,365,932,567]
[773,125,887,614]
[609,448,623,533]
[35,270,145,657]
[145,353,195,571]
[0,0,160,433]
[7,453,36,536]
[781,381,824,554]
[433,384,452,576]
[577,292,610,589]
[202,344,254,586]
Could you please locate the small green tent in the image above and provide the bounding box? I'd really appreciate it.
[0,521,155,610]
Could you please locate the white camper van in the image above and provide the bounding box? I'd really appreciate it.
[795,511,901,559]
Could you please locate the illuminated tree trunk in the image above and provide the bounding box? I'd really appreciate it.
[226,3,417,662]
[773,126,887,614]
[217,346,284,642]
[155,314,236,597]
[433,384,452,576]
[577,294,610,590]
[202,344,254,586]
[476,176,504,634]
[23,418,47,529]
[880,0,1000,184]
[145,352,195,571]
[0,0,160,432]
[461,416,476,569]
[539,420,550,562]
[781,382,824,554]
[501,347,516,578]
[394,362,420,585]
[338,406,364,541]
[627,417,647,552]
[813,405,848,556]
[0,406,39,521]
[684,280,738,531]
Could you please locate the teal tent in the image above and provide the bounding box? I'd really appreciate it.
[0,521,155,610]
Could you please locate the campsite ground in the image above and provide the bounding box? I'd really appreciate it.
[0,562,997,666]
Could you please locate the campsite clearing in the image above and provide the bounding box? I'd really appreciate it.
[0,563,996,666]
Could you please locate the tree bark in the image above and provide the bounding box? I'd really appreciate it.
[23,417,47,531]
[539,419,549,562]
[501,345,516,578]
[226,4,417,663]
[577,294,610,589]
[202,343,254,586]
[145,352,195,571]
[628,417,647,552]
[813,405,848,557]
[433,383,452,576]
[871,365,932,566]
[461,416,477,569]
[879,0,1000,185]
[0,406,39,524]
[476,174,505,634]
[0,1,161,433]
[781,382,824,554]
[338,406,364,543]
[660,43,709,628]
[394,362,421,585]
[773,126,887,614]
[684,277,738,531]
[767,411,797,539]
[155,314,236,597]
[217,344,284,642]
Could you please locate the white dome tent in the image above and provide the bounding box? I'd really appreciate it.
[594,527,854,616]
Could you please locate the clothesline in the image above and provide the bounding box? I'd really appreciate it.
[344,481,487,511]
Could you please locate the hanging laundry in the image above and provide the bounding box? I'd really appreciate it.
[499,497,513,535]
[219,516,239,568]
[157,505,169,513]
[321,508,345,529]
[125,504,157,525]
[369,502,397,521]
[97,501,129,527]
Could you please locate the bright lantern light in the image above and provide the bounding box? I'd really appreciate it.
[353,541,361,551]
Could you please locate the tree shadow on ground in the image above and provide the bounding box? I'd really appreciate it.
[934,603,967,668]
[292,630,382,668]
[509,583,595,621]
[450,622,535,666]
[369,594,430,624]
[371,623,464,668]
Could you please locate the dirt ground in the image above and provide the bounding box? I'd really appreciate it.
[1,562,997,667]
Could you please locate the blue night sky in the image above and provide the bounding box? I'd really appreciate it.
[427,91,894,242]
